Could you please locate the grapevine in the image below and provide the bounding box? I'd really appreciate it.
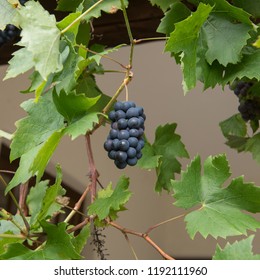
[0,0,260,261]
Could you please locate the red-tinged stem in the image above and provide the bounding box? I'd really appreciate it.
[109,221,175,260]
[85,134,99,202]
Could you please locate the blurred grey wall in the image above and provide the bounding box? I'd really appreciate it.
[0,41,259,259]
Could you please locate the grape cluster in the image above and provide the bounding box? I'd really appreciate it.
[0,0,27,47]
[0,25,20,47]
[230,80,260,122]
[104,101,146,169]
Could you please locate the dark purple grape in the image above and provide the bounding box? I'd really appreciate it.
[122,101,136,111]
[114,101,124,111]
[128,117,140,128]
[129,129,139,137]
[128,137,138,147]
[126,107,140,118]
[109,129,118,139]
[136,152,142,159]
[127,157,138,166]
[115,160,127,169]
[127,147,137,158]
[115,151,127,162]
[104,139,113,151]
[111,122,118,129]
[108,110,116,121]
[115,110,126,120]
[117,118,128,129]
[118,139,130,151]
[112,139,120,150]
[138,128,144,136]
[108,150,117,160]
[118,130,130,140]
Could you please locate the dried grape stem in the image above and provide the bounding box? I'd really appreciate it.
[109,221,175,260]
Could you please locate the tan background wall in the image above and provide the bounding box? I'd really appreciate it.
[0,42,259,259]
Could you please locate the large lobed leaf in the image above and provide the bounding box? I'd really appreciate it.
[213,235,260,260]
[5,1,62,80]
[171,154,260,239]
[0,222,81,260]
[138,123,189,192]
[88,176,131,220]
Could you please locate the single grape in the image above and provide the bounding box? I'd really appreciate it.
[117,118,128,129]
[115,160,127,169]
[115,151,127,162]
[118,139,130,151]
[118,130,130,140]
[104,139,113,152]
[128,117,140,129]
[114,101,124,111]
[112,139,120,150]
[108,150,117,160]
[122,101,136,111]
[129,129,139,137]
[128,137,138,147]
[136,152,142,159]
[126,107,140,118]
[127,147,137,158]
[115,110,126,120]
[108,110,116,122]
[127,157,138,166]
[109,129,118,139]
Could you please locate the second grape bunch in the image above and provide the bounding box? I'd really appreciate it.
[104,101,146,169]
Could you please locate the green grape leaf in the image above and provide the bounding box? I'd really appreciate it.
[233,0,260,18]
[157,2,191,35]
[4,48,34,80]
[223,50,260,84]
[5,1,62,80]
[149,0,179,12]
[53,42,83,94]
[253,37,260,48]
[225,135,248,152]
[139,124,189,192]
[57,12,81,42]
[203,14,251,66]
[245,133,260,164]
[0,215,25,235]
[56,0,83,11]
[0,222,81,259]
[37,168,66,222]
[76,75,111,113]
[196,30,224,89]
[31,130,65,180]
[0,236,23,256]
[71,224,91,254]
[165,3,213,93]
[213,235,260,260]
[10,93,64,161]
[53,90,100,123]
[26,180,49,226]
[137,141,162,169]
[82,0,129,22]
[88,176,131,220]
[0,0,19,29]
[6,144,43,193]
[219,114,247,137]
[64,112,100,140]
[171,154,260,239]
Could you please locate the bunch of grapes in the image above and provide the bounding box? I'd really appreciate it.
[0,0,27,47]
[104,101,146,169]
[230,80,260,122]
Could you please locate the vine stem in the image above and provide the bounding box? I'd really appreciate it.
[85,134,98,202]
[18,181,29,217]
[64,186,90,223]
[134,37,169,44]
[0,175,30,233]
[61,0,104,34]
[145,213,186,235]
[123,233,139,260]
[108,221,175,260]
[0,233,25,239]
[75,44,127,69]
